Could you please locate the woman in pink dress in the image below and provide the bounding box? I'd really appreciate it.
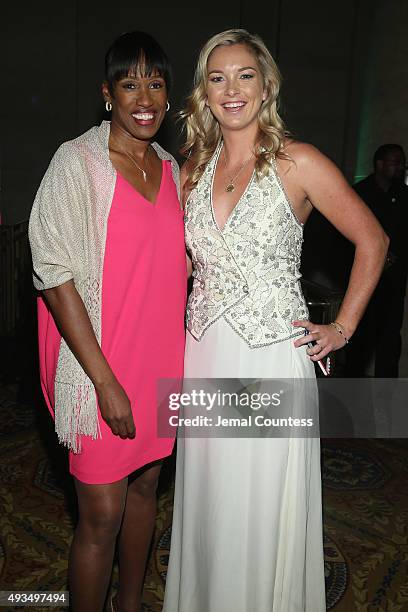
[28,32,186,611]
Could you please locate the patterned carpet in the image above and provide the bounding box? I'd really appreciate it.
[1,386,407,612]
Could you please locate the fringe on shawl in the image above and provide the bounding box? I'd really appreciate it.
[54,381,101,453]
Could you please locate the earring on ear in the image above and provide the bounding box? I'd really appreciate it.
[166,101,170,112]
[105,101,112,112]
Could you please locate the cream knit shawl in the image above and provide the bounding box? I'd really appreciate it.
[28,121,180,452]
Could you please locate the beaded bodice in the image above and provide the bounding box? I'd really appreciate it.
[184,144,308,348]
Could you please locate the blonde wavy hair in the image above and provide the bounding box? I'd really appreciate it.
[180,29,289,190]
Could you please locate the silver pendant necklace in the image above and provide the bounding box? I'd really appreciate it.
[223,148,254,192]
[123,150,149,182]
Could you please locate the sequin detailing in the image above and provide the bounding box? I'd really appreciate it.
[185,144,308,348]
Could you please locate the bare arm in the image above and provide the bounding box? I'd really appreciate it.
[186,254,193,278]
[285,143,389,359]
[44,280,135,438]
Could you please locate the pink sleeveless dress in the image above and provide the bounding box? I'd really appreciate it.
[37,160,186,484]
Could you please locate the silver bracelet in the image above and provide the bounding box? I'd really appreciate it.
[330,321,349,344]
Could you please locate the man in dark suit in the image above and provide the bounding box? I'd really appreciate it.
[346,144,408,377]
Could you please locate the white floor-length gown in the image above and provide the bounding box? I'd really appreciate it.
[163,323,326,612]
[163,144,326,611]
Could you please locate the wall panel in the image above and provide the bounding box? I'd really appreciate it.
[1,1,406,224]
[1,3,76,223]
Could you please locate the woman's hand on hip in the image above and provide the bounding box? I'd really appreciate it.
[292,319,347,361]
[96,378,136,439]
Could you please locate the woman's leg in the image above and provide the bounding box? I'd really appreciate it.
[69,477,128,612]
[115,462,162,612]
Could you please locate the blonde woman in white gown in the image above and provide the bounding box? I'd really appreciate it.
[163,29,388,612]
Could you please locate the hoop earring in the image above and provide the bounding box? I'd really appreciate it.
[166,101,170,112]
[105,101,112,112]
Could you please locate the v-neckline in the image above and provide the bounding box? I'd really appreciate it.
[116,160,164,207]
[210,144,255,233]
